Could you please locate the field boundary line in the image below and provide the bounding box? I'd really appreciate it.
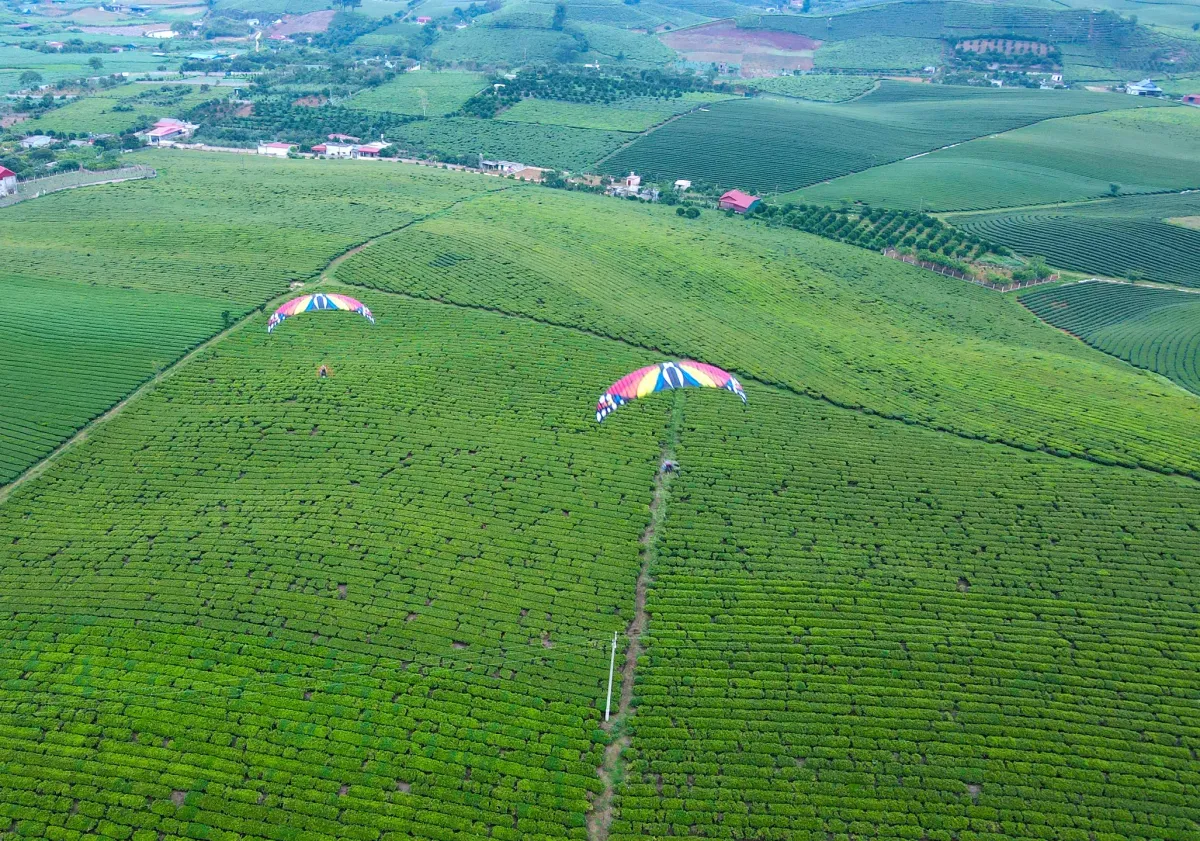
[359,287,1200,483]
[0,186,519,506]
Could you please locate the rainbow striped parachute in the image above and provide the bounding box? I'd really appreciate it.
[596,361,746,422]
[267,293,375,333]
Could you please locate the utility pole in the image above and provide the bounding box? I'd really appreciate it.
[605,631,617,722]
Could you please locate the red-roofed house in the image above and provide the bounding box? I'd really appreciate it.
[352,142,387,158]
[1185,94,1200,107]
[416,16,432,23]
[718,189,761,213]
[0,166,17,196]
[257,141,297,157]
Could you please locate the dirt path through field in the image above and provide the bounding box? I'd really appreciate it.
[587,393,683,841]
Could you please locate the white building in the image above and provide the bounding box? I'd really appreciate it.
[352,142,387,159]
[481,159,525,174]
[1125,79,1163,96]
[145,28,176,39]
[312,142,354,158]
[257,141,296,157]
[674,179,691,191]
[20,135,54,149]
[0,166,17,197]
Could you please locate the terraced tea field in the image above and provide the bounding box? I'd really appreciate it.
[391,117,629,171]
[331,187,1200,477]
[1022,281,1200,395]
[0,297,664,840]
[743,74,877,101]
[797,106,1200,211]
[600,84,1165,193]
[0,151,505,483]
[497,93,731,133]
[612,386,1200,840]
[953,192,1200,288]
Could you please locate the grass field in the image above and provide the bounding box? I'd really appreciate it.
[332,186,1200,477]
[2,152,1199,841]
[0,151,505,484]
[497,92,731,132]
[1021,281,1200,395]
[600,83,1167,193]
[0,45,177,91]
[743,73,877,101]
[349,71,488,117]
[390,116,629,170]
[18,85,226,136]
[952,192,1200,288]
[796,106,1200,211]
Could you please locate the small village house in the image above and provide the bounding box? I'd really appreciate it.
[608,172,658,201]
[352,142,387,158]
[481,159,527,175]
[20,135,53,149]
[1125,79,1163,96]
[719,189,761,213]
[674,179,691,191]
[1184,94,1200,107]
[0,166,18,197]
[416,15,432,23]
[313,142,354,158]
[623,172,641,189]
[257,141,296,157]
[144,118,196,145]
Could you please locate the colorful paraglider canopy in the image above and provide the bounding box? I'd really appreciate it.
[267,293,375,333]
[596,360,746,422]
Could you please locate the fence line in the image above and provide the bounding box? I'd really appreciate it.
[0,165,157,208]
[882,249,1058,292]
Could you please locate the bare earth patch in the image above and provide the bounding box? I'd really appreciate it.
[1166,216,1200,230]
[660,21,821,77]
[269,10,335,37]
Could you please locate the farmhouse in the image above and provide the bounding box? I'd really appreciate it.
[416,15,432,23]
[20,135,53,149]
[352,142,387,158]
[0,166,17,196]
[313,142,354,158]
[1125,79,1163,96]
[143,118,196,145]
[674,179,692,191]
[1184,94,1200,107]
[257,141,296,157]
[481,159,527,175]
[718,189,761,213]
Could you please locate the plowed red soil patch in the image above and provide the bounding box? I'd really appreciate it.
[269,10,335,37]
[660,20,820,77]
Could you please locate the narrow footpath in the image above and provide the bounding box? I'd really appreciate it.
[588,394,684,841]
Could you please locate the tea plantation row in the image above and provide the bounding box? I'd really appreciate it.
[611,385,1200,840]
[1021,281,1200,396]
[0,298,667,840]
[331,186,1200,478]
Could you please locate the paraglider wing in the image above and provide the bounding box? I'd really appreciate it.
[596,360,746,422]
[267,293,375,333]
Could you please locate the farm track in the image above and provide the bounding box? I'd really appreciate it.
[588,394,681,841]
[0,187,518,507]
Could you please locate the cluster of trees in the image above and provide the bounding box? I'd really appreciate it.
[752,202,1001,265]
[189,97,422,148]
[951,37,1061,70]
[22,37,112,55]
[462,68,725,117]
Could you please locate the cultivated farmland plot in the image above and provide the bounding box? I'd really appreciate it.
[0,151,506,484]
[612,386,1200,840]
[797,106,1200,211]
[952,192,1200,288]
[1022,281,1200,395]
[497,92,731,133]
[0,298,665,840]
[348,71,489,117]
[600,83,1166,193]
[331,187,1200,477]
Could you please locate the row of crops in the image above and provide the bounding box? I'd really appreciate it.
[952,193,1200,289]
[330,186,1200,478]
[599,85,1160,193]
[611,385,1200,840]
[0,299,668,840]
[0,151,505,484]
[1021,281,1200,396]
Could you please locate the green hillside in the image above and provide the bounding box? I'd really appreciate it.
[599,84,1166,193]
[349,71,488,117]
[796,106,1200,211]
[1022,281,1200,395]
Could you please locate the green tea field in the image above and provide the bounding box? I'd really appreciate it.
[599,84,1164,193]
[1,146,1198,841]
[0,151,505,484]
[1022,281,1200,395]
[797,106,1200,211]
[497,92,731,133]
[349,71,488,117]
[952,192,1200,288]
